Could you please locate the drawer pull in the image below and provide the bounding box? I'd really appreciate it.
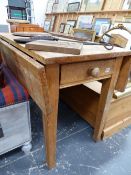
[91,67,100,78]
[105,67,111,73]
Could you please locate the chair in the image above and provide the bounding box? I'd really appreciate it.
[0,64,32,155]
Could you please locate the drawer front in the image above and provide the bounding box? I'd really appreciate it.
[60,59,115,86]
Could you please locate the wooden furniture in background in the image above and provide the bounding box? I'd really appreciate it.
[0,33,131,169]
[10,24,44,33]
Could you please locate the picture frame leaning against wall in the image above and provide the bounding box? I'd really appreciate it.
[81,0,104,12]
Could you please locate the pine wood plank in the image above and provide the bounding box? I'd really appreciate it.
[25,40,83,55]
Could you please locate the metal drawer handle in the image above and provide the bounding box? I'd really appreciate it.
[105,67,111,73]
[91,67,100,78]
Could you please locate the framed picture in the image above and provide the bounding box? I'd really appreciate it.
[76,15,94,29]
[44,20,51,31]
[46,0,55,13]
[56,0,68,12]
[64,24,71,34]
[124,16,131,22]
[122,0,131,10]
[73,28,96,41]
[66,20,77,34]
[67,2,80,12]
[99,23,111,36]
[59,23,65,33]
[50,16,56,31]
[93,18,111,35]
[52,3,58,12]
[81,0,104,12]
[67,20,77,28]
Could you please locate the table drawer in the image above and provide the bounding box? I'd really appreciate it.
[60,59,115,86]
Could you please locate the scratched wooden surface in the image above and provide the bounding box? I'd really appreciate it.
[1,32,131,169]
[0,33,131,64]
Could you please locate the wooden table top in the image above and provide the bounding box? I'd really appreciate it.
[0,33,131,65]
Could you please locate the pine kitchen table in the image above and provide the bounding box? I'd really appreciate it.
[0,33,131,169]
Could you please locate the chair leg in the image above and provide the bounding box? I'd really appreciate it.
[22,141,32,154]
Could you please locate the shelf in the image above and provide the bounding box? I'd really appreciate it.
[45,0,131,33]
[46,10,131,16]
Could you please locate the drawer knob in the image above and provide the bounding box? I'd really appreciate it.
[91,67,100,77]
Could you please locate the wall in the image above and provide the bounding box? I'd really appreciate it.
[33,0,48,27]
[0,0,8,24]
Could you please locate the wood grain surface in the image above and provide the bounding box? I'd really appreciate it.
[0,33,131,65]
[26,40,83,55]
[0,39,51,115]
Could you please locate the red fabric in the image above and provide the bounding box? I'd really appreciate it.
[0,65,29,107]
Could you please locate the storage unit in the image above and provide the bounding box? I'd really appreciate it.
[0,102,32,155]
